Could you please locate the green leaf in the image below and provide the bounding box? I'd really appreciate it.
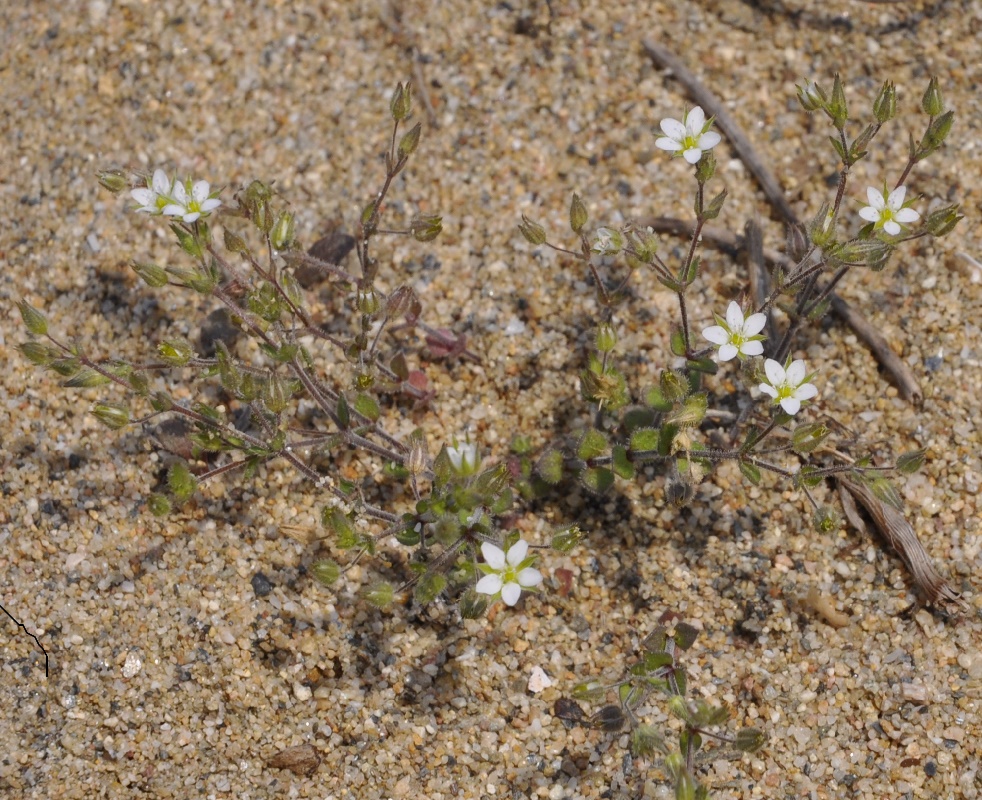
[670,326,687,357]
[631,725,667,758]
[536,449,565,485]
[148,494,171,517]
[352,392,380,422]
[611,445,635,480]
[643,385,674,412]
[734,727,767,753]
[167,461,198,504]
[792,422,830,454]
[672,622,699,651]
[577,429,608,461]
[629,428,660,454]
[312,560,341,586]
[414,572,447,605]
[336,393,350,429]
[365,581,394,608]
[571,681,606,701]
[738,460,761,486]
[580,467,614,494]
[551,525,583,553]
[658,424,679,457]
[686,356,717,375]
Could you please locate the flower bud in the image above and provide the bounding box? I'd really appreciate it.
[312,559,341,586]
[91,402,130,430]
[827,73,848,128]
[518,215,547,246]
[595,322,617,353]
[694,149,717,184]
[796,79,826,112]
[157,339,194,367]
[410,213,442,242]
[271,211,296,250]
[397,122,422,159]
[923,203,962,237]
[569,192,588,233]
[390,81,412,121]
[551,525,583,553]
[96,168,129,194]
[16,300,48,336]
[131,261,169,288]
[872,80,897,123]
[921,76,944,116]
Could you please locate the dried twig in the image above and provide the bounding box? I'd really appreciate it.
[837,475,961,607]
[1,599,49,677]
[641,39,922,403]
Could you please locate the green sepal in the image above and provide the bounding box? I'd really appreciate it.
[170,223,203,258]
[91,402,130,430]
[896,449,926,475]
[148,494,171,516]
[63,368,111,388]
[670,326,687,357]
[792,422,830,454]
[17,301,48,335]
[667,393,707,428]
[336,393,350,429]
[365,581,394,608]
[734,727,767,753]
[569,192,588,233]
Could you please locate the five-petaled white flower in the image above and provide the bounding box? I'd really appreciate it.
[446,439,479,475]
[162,178,222,223]
[131,169,174,215]
[858,185,920,236]
[758,358,818,416]
[475,539,543,607]
[703,301,767,361]
[655,106,722,165]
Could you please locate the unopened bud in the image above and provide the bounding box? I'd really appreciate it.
[390,81,412,121]
[96,168,129,194]
[271,211,296,250]
[921,76,944,116]
[518,215,547,246]
[872,80,897,124]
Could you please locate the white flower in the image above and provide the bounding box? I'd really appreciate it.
[655,106,722,165]
[131,169,174,215]
[702,301,767,361]
[162,178,222,223]
[858,185,920,236]
[591,227,623,256]
[475,539,543,606]
[446,439,479,475]
[758,358,818,416]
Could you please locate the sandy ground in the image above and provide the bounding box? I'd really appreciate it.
[1,1,981,798]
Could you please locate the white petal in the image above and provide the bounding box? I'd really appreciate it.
[743,312,767,337]
[866,186,884,209]
[895,208,919,223]
[659,118,686,140]
[697,131,721,149]
[200,198,222,213]
[476,574,503,596]
[501,582,522,606]
[858,207,881,223]
[151,169,171,193]
[702,325,729,345]
[883,220,901,236]
[725,301,744,330]
[685,106,706,134]
[506,539,529,567]
[780,396,801,415]
[183,212,201,223]
[794,383,818,401]
[131,188,153,206]
[785,360,807,385]
[191,180,211,203]
[517,568,542,588]
[718,343,738,361]
[740,340,764,357]
[655,137,683,152]
[758,383,778,398]
[481,542,506,570]
[171,182,189,204]
[682,148,702,164]
[887,185,907,210]
[161,203,185,217]
[763,358,785,385]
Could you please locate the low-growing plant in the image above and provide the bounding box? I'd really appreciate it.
[15,74,963,796]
